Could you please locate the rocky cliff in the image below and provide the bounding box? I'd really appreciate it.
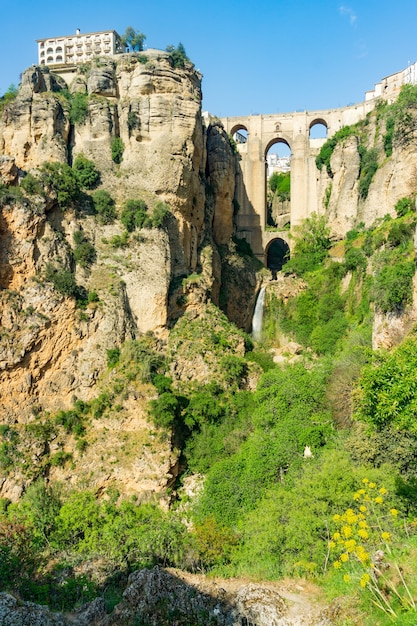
[0,51,262,501]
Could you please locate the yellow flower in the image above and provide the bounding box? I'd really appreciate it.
[381,531,391,542]
[362,478,369,484]
[355,546,370,564]
[374,496,383,504]
[369,482,376,489]
[359,505,367,513]
[344,539,357,552]
[358,488,366,495]
[342,525,353,539]
[358,528,369,539]
[353,492,360,500]
[379,487,387,495]
[333,514,341,522]
[360,573,370,587]
[358,520,368,529]
[333,560,342,569]
[340,552,349,562]
[333,532,341,541]
[390,508,398,516]
[343,574,351,583]
[329,540,336,549]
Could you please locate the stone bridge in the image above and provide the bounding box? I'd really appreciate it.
[221,100,376,266]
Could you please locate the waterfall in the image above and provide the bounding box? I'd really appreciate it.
[252,286,266,342]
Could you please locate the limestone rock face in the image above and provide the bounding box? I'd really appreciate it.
[206,121,236,245]
[0,52,247,501]
[318,123,417,239]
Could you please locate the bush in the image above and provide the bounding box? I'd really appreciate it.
[120,199,149,231]
[74,241,96,268]
[284,213,331,276]
[67,92,89,125]
[111,137,124,164]
[354,336,417,431]
[20,173,42,195]
[72,155,100,189]
[371,259,415,313]
[166,43,190,69]
[92,190,116,224]
[344,247,367,272]
[151,201,170,227]
[395,197,414,217]
[39,162,81,209]
[44,264,78,298]
[106,347,120,368]
[358,146,379,199]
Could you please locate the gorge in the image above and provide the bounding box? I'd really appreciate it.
[1,45,417,625]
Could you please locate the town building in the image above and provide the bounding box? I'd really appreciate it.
[36,29,124,68]
[365,60,417,103]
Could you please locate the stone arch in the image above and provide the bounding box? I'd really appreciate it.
[265,237,290,276]
[309,118,328,139]
[230,123,248,144]
[265,138,292,230]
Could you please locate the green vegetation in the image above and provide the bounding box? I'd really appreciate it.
[120,199,149,231]
[0,84,18,115]
[72,154,100,189]
[111,137,124,164]
[269,171,290,201]
[166,43,190,69]
[67,92,89,125]
[92,189,117,223]
[121,26,146,52]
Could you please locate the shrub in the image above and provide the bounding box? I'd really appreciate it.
[44,264,78,298]
[72,154,100,189]
[111,137,124,164]
[284,213,331,276]
[74,241,96,268]
[67,92,89,125]
[39,162,81,209]
[20,173,42,195]
[371,260,415,313]
[120,199,149,231]
[151,201,170,227]
[316,125,356,177]
[344,247,367,272]
[166,43,190,69]
[92,190,116,224]
[358,147,379,199]
[106,347,120,368]
[395,197,414,217]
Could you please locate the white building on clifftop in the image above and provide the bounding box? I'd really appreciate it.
[36,29,124,68]
[365,60,417,102]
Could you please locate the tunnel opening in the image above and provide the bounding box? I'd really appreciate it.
[266,237,290,278]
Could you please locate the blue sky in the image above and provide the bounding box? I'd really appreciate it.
[2,0,417,118]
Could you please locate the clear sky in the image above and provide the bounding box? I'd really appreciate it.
[1,0,417,118]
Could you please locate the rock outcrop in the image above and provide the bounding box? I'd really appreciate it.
[0,567,337,626]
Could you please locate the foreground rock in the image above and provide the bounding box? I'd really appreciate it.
[0,566,338,626]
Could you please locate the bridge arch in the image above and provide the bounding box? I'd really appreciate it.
[230,123,248,144]
[265,237,290,276]
[265,138,292,230]
[309,118,328,139]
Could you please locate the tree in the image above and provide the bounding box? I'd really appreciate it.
[72,154,100,190]
[166,43,190,69]
[121,27,146,52]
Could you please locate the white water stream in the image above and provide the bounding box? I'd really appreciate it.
[252,286,266,342]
